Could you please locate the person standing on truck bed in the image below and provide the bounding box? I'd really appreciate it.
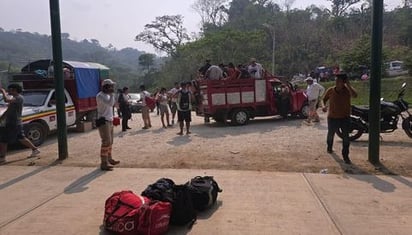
[96,79,120,171]
[0,84,40,164]
[248,58,264,79]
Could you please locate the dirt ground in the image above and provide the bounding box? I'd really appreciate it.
[3,111,412,176]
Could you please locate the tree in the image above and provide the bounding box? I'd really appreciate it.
[135,15,190,57]
[328,0,361,17]
[61,33,70,40]
[192,0,229,27]
[139,53,155,72]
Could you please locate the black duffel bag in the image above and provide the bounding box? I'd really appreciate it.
[186,176,222,211]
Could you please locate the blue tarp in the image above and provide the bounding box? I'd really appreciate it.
[74,68,100,99]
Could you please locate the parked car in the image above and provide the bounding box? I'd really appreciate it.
[128,93,143,113]
[385,60,409,77]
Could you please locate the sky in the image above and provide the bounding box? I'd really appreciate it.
[0,0,404,54]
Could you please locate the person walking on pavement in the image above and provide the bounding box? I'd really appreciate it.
[176,82,193,135]
[96,79,120,171]
[0,84,40,164]
[304,76,325,124]
[322,73,358,164]
[140,85,152,129]
[118,87,132,132]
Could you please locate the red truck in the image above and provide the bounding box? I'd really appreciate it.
[195,75,308,125]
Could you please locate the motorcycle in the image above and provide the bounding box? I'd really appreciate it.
[337,82,412,141]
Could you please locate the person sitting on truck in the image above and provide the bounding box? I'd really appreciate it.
[205,65,223,80]
[0,84,40,164]
[96,79,120,171]
[238,64,250,79]
[198,59,211,78]
[248,58,264,79]
[225,63,239,80]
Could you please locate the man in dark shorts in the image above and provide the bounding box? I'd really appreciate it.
[176,82,193,135]
[0,84,40,164]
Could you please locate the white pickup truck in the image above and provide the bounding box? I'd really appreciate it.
[0,59,110,146]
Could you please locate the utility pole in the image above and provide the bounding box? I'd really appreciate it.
[369,0,384,164]
[49,0,68,160]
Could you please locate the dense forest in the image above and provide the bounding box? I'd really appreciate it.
[135,0,412,88]
[1,0,412,91]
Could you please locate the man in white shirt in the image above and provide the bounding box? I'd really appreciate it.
[248,58,264,79]
[304,77,325,124]
[96,79,120,171]
[205,65,223,80]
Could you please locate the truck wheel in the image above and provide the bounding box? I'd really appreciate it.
[24,122,46,146]
[231,109,249,125]
[299,103,310,119]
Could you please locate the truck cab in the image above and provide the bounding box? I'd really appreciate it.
[19,89,76,146]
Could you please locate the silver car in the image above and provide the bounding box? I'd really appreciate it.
[128,93,143,113]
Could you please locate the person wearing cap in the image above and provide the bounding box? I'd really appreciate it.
[322,73,358,164]
[96,79,120,171]
[303,76,325,124]
[247,58,264,79]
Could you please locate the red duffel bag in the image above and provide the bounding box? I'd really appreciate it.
[103,190,172,235]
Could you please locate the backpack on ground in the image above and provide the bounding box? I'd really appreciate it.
[169,184,197,226]
[103,190,171,235]
[186,176,222,211]
[141,178,175,203]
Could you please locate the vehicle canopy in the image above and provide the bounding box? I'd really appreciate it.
[14,59,110,113]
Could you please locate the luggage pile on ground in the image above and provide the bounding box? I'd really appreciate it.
[103,176,222,235]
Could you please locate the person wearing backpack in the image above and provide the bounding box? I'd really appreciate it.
[176,82,193,135]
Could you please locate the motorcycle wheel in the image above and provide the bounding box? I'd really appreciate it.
[336,122,364,141]
[402,116,412,138]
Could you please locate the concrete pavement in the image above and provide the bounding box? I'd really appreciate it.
[0,166,411,235]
